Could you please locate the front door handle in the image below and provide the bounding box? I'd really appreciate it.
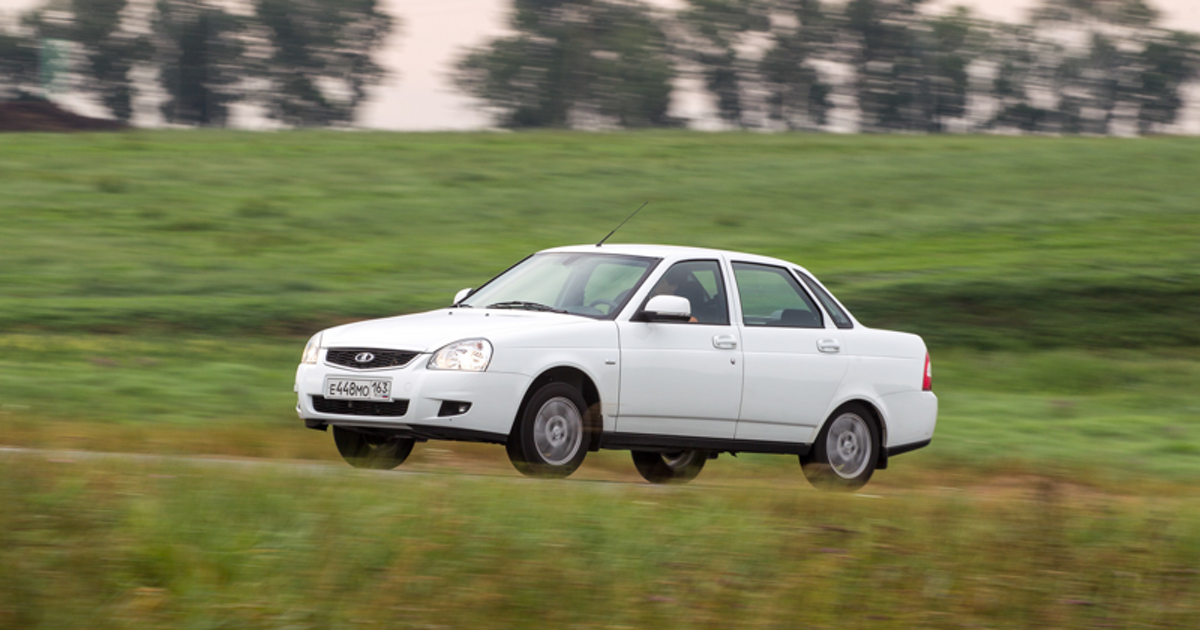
[713,334,738,350]
[817,338,841,353]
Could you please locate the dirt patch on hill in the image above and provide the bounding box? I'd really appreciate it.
[0,100,126,132]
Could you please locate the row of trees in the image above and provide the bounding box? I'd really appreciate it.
[456,0,1200,134]
[0,0,393,126]
[2,0,1198,133]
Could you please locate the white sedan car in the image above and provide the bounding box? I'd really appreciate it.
[295,244,936,490]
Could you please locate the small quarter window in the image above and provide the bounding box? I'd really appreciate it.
[796,271,853,329]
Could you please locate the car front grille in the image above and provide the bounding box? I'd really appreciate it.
[312,396,410,417]
[325,348,419,370]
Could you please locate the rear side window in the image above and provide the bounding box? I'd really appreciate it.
[732,262,823,328]
[796,271,853,329]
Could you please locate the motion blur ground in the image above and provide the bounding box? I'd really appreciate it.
[1,131,1199,626]
[4,452,1200,628]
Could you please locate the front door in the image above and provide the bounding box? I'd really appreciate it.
[616,260,742,439]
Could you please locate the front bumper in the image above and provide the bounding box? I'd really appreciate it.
[295,354,531,441]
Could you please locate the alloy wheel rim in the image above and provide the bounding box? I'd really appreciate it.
[533,397,583,466]
[825,413,871,479]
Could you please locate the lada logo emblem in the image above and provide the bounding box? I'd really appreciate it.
[354,352,376,363]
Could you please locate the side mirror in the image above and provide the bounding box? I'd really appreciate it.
[453,288,473,305]
[641,295,692,322]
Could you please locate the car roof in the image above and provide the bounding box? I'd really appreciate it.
[542,243,814,275]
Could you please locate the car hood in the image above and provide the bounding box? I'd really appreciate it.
[320,309,592,352]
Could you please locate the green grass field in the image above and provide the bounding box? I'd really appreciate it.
[3,131,1200,627]
[4,131,1198,346]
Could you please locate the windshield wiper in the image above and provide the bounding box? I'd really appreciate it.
[451,303,473,308]
[486,301,567,314]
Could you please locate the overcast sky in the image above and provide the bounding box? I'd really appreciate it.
[4,0,1199,131]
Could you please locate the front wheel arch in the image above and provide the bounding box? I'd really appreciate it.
[512,366,602,451]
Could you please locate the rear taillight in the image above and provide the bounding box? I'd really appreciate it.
[922,353,933,391]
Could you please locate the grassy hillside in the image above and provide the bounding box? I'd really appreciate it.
[1,131,1199,480]
[2,131,1198,348]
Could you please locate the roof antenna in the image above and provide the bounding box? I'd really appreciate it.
[597,202,647,247]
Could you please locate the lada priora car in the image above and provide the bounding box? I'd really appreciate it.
[296,244,936,490]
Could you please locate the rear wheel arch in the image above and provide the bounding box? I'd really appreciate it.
[802,401,882,490]
[818,400,888,469]
[513,366,602,451]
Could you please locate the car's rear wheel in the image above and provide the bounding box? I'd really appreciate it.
[631,449,707,484]
[507,383,589,478]
[332,426,415,470]
[800,405,878,491]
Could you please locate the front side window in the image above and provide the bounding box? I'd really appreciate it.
[460,253,657,319]
[643,260,729,325]
[732,262,824,328]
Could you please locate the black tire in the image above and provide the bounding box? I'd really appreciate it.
[800,404,879,492]
[332,426,415,470]
[504,430,528,470]
[631,450,707,484]
[507,383,590,478]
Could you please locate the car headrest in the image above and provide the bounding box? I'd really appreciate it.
[781,308,820,328]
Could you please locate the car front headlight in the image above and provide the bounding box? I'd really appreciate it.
[301,332,323,365]
[428,338,492,372]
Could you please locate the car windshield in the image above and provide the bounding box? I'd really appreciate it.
[460,252,659,319]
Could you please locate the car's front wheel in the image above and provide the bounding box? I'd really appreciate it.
[631,450,707,484]
[800,405,878,491]
[332,426,415,470]
[507,383,590,478]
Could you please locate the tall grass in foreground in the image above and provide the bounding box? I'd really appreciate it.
[3,456,1199,629]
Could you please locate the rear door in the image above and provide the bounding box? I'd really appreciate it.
[731,262,848,443]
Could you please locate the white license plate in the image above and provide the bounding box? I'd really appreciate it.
[324,377,392,402]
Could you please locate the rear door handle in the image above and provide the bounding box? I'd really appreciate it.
[817,339,841,353]
[713,334,738,349]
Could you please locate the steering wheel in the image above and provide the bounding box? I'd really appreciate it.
[586,299,620,314]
